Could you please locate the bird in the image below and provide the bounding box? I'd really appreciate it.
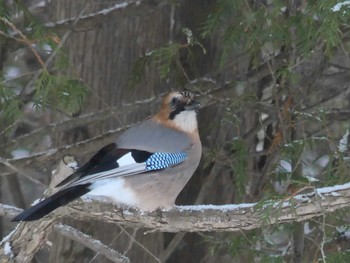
[12,91,202,221]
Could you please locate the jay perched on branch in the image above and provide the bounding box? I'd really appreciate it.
[13,91,202,221]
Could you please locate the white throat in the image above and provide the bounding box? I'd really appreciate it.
[173,110,198,133]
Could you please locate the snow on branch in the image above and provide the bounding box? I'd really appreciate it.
[66,183,350,232]
[44,0,134,28]
[0,155,130,263]
[42,0,160,33]
[1,182,350,262]
[332,1,350,12]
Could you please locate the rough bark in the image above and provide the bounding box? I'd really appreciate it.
[46,0,174,261]
[1,182,350,262]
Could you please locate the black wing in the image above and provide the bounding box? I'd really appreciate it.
[56,143,152,187]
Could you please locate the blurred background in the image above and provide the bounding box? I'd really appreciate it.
[1,0,350,262]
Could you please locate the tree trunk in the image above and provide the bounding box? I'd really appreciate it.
[39,0,236,262]
[47,1,176,262]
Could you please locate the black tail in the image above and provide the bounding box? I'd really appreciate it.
[12,184,91,222]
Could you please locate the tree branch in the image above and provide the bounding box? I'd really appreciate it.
[1,183,349,233]
[53,223,129,263]
[1,182,350,262]
[42,0,170,33]
[0,93,160,150]
[65,183,350,232]
[0,85,226,176]
[0,155,130,263]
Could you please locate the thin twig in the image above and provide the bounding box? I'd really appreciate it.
[320,214,327,263]
[123,228,137,255]
[0,203,23,218]
[54,224,129,263]
[1,158,46,187]
[0,17,46,69]
[159,232,185,263]
[88,230,124,263]
[118,225,161,263]
[22,1,91,96]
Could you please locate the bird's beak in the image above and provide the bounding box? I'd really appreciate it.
[184,99,201,111]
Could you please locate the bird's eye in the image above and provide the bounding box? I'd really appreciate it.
[170,97,178,107]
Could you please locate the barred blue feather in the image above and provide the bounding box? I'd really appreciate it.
[145,152,188,171]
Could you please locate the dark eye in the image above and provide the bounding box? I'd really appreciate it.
[170,97,178,107]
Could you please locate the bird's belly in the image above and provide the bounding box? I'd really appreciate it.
[86,178,138,206]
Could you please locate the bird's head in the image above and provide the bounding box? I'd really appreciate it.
[155,91,201,133]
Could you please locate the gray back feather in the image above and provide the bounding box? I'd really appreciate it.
[116,119,191,153]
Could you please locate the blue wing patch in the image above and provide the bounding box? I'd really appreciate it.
[145,152,188,171]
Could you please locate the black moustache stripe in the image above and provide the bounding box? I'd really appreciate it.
[169,105,185,120]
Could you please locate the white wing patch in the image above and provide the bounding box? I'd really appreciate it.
[117,152,136,166]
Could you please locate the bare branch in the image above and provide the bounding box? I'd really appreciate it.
[0,95,158,150]
[0,155,77,263]
[1,159,46,187]
[0,126,126,176]
[42,0,163,33]
[0,86,223,176]
[0,204,22,218]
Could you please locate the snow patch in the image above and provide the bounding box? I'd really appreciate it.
[176,203,255,212]
[293,195,310,202]
[0,227,19,258]
[43,43,52,54]
[178,181,350,212]
[122,209,134,215]
[11,148,30,159]
[67,160,79,170]
[338,129,349,153]
[32,198,43,206]
[316,155,330,167]
[304,175,319,183]
[304,222,314,235]
[337,225,350,239]
[1,229,16,244]
[332,1,350,12]
[3,242,13,257]
[279,160,292,172]
[4,67,21,80]
[316,182,350,195]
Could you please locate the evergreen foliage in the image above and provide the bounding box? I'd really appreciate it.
[2,0,350,261]
[196,1,350,261]
[0,3,88,134]
[127,1,350,260]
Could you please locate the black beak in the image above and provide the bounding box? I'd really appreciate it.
[184,99,201,111]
